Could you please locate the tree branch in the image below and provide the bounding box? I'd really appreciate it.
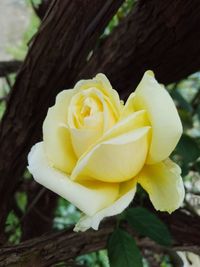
[79,0,200,98]
[0,61,22,77]
[0,211,200,266]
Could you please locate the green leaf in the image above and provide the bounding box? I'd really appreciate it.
[197,105,200,122]
[126,207,172,246]
[173,134,200,175]
[108,228,143,267]
[175,134,200,164]
[171,90,193,113]
[178,110,193,129]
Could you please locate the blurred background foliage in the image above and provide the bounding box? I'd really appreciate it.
[0,0,200,266]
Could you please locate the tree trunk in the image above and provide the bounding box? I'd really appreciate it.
[0,0,124,242]
[79,0,200,98]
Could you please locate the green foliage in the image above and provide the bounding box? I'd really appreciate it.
[5,211,21,244]
[23,169,33,180]
[0,76,13,119]
[107,228,143,267]
[126,207,172,246]
[169,74,200,179]
[53,198,80,230]
[26,0,42,6]
[4,191,27,244]
[77,250,109,267]
[160,255,173,267]
[103,0,135,36]
[0,101,6,119]
[171,90,193,113]
[174,134,200,175]
[15,192,27,213]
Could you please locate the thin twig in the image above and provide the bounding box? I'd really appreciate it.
[21,187,46,221]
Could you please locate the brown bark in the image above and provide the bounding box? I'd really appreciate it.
[3,0,200,91]
[79,0,200,98]
[0,0,124,242]
[0,211,200,266]
[5,1,200,88]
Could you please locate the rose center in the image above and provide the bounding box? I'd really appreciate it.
[68,89,103,129]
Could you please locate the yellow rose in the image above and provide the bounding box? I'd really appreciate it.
[28,71,185,231]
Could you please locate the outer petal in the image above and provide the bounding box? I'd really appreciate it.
[72,127,151,183]
[74,179,137,231]
[43,90,77,173]
[126,71,183,164]
[137,159,185,213]
[28,142,119,216]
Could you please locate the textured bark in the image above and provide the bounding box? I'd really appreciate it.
[0,211,200,266]
[0,0,124,242]
[5,1,200,88]
[79,0,200,98]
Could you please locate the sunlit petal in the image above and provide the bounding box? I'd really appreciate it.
[138,158,185,213]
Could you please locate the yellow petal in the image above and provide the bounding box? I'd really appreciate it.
[72,109,150,165]
[68,88,118,131]
[43,90,77,173]
[74,73,123,118]
[104,110,150,141]
[121,92,136,119]
[96,73,123,116]
[68,88,119,157]
[74,179,137,231]
[72,127,150,183]
[76,110,149,159]
[70,127,102,158]
[137,159,185,213]
[28,142,119,216]
[127,71,183,164]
